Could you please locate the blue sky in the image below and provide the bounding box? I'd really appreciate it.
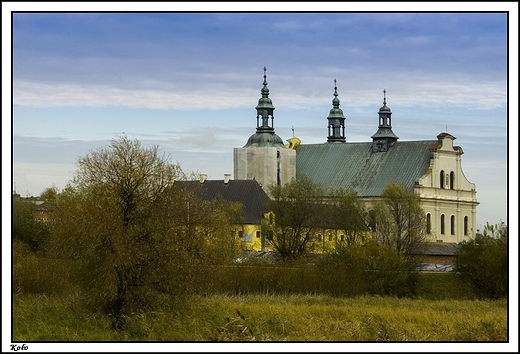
[5,5,516,230]
[2,3,519,352]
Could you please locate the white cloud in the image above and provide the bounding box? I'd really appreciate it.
[14,72,506,111]
[12,161,76,196]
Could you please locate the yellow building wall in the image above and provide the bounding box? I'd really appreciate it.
[236,221,372,254]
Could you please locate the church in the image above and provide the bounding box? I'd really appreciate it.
[233,69,479,244]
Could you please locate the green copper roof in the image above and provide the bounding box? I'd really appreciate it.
[371,127,399,139]
[244,132,285,147]
[379,89,392,112]
[244,67,284,147]
[296,140,436,196]
[327,80,345,120]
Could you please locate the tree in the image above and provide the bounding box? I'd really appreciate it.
[12,196,49,253]
[372,183,426,257]
[49,136,238,329]
[40,185,59,201]
[455,222,507,298]
[331,188,370,245]
[483,220,508,239]
[266,175,325,261]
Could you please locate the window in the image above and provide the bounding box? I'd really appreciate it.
[450,171,455,189]
[440,170,445,189]
[441,214,445,235]
[318,234,322,242]
[256,231,261,238]
[426,213,432,234]
[464,216,469,236]
[328,234,333,242]
[451,215,455,235]
[238,230,244,239]
[340,234,345,241]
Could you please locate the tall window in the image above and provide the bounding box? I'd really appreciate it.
[464,216,469,236]
[426,213,432,234]
[441,214,445,235]
[440,170,445,189]
[450,171,455,189]
[450,215,455,235]
[276,151,281,185]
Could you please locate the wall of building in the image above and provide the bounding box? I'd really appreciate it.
[233,146,296,193]
[416,134,478,242]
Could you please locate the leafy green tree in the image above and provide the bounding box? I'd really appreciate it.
[455,222,507,298]
[12,196,49,253]
[40,185,59,201]
[49,136,239,329]
[266,175,325,261]
[372,183,426,257]
[331,188,370,245]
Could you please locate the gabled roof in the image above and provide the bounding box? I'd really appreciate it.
[296,140,436,197]
[173,179,269,224]
[415,242,461,256]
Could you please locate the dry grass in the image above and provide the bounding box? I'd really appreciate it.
[13,293,507,343]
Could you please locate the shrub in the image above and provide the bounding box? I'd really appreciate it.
[318,241,418,297]
[455,232,507,298]
[13,241,76,295]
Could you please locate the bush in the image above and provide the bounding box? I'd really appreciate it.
[455,232,507,298]
[13,241,76,295]
[317,241,418,297]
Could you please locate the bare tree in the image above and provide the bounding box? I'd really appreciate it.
[331,188,370,245]
[266,175,325,261]
[372,183,426,257]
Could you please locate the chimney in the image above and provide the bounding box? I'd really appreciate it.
[224,174,231,184]
[199,174,207,183]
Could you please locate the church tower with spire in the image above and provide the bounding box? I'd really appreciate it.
[371,89,399,152]
[327,79,346,143]
[233,68,296,192]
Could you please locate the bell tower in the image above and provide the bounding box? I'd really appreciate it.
[327,79,346,143]
[371,89,399,152]
[233,68,296,192]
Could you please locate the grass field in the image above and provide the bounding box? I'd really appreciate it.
[12,276,508,343]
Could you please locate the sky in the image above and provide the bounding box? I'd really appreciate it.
[2,2,519,352]
[6,4,515,231]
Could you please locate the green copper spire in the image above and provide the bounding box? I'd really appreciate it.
[379,89,391,113]
[327,79,346,143]
[255,67,275,132]
[371,89,399,152]
[244,68,284,148]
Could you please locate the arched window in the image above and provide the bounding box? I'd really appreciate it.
[464,216,469,236]
[441,214,445,235]
[426,213,432,234]
[440,170,445,189]
[451,215,455,235]
[450,171,455,189]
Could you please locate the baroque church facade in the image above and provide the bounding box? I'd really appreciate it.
[233,70,479,244]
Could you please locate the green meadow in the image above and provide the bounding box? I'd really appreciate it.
[13,273,508,342]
